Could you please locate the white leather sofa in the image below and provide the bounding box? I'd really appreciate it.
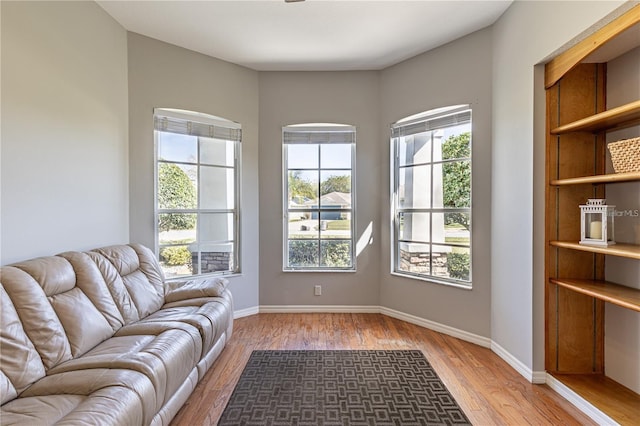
[0,244,233,425]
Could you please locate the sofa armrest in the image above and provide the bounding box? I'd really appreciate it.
[164,277,229,303]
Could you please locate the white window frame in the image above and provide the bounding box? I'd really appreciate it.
[283,124,356,272]
[154,108,241,279]
[390,105,472,288]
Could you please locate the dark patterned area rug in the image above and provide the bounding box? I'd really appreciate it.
[218,350,472,425]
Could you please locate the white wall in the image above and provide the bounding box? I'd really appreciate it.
[258,72,381,306]
[379,28,493,338]
[127,34,260,312]
[492,0,625,373]
[1,1,129,265]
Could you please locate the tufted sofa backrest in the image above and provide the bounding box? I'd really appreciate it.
[90,244,165,323]
[0,244,169,406]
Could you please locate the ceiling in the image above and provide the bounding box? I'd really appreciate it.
[97,0,512,71]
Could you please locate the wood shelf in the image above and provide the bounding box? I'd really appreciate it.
[550,241,640,260]
[550,373,640,426]
[550,171,640,186]
[550,99,640,134]
[550,278,640,312]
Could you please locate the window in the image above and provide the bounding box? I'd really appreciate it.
[154,108,241,279]
[391,105,472,287]
[283,124,356,271]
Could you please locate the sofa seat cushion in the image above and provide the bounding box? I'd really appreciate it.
[47,329,199,408]
[140,303,229,356]
[1,388,142,426]
[162,291,234,343]
[13,368,157,425]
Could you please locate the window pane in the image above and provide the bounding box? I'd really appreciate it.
[200,137,234,167]
[444,212,470,245]
[399,212,430,242]
[288,240,319,267]
[158,213,196,245]
[320,171,351,208]
[320,240,352,267]
[158,132,197,163]
[157,163,197,210]
[398,165,431,209]
[321,143,351,169]
[288,216,319,239]
[442,128,471,160]
[398,133,431,166]
[433,245,471,282]
[320,212,351,240]
[398,242,430,274]
[288,171,318,209]
[200,213,234,242]
[287,144,319,169]
[159,245,194,278]
[195,243,234,274]
[441,160,471,208]
[200,166,234,209]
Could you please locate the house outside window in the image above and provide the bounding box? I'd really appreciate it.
[283,124,356,271]
[391,105,472,288]
[154,108,241,279]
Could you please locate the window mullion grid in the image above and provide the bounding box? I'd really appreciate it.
[195,137,201,275]
[317,144,322,267]
[429,131,434,277]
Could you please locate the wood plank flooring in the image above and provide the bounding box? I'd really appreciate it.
[170,313,596,426]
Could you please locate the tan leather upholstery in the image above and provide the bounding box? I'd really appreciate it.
[0,244,233,426]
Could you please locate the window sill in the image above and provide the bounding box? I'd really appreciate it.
[390,271,472,290]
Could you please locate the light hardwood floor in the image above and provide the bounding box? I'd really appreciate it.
[171,313,596,425]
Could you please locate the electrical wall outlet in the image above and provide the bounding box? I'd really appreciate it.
[314,285,322,296]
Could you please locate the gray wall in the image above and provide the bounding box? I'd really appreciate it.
[258,72,381,306]
[492,0,625,372]
[378,28,494,338]
[1,1,129,265]
[127,34,260,311]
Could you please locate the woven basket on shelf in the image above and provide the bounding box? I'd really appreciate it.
[608,137,640,173]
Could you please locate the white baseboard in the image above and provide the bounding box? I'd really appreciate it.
[233,306,259,319]
[379,306,492,348]
[490,341,546,384]
[545,374,619,425]
[256,305,490,349]
[259,305,380,314]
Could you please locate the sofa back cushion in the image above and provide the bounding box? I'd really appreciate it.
[6,255,115,360]
[91,245,165,321]
[1,264,73,370]
[58,251,125,332]
[0,283,46,403]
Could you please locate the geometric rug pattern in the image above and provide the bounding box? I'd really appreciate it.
[218,350,472,425]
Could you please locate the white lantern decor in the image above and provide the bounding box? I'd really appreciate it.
[579,199,615,246]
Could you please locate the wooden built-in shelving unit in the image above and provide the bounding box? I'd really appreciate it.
[544,4,640,425]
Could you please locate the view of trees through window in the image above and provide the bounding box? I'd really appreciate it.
[154,109,240,278]
[284,125,355,270]
[392,106,472,286]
